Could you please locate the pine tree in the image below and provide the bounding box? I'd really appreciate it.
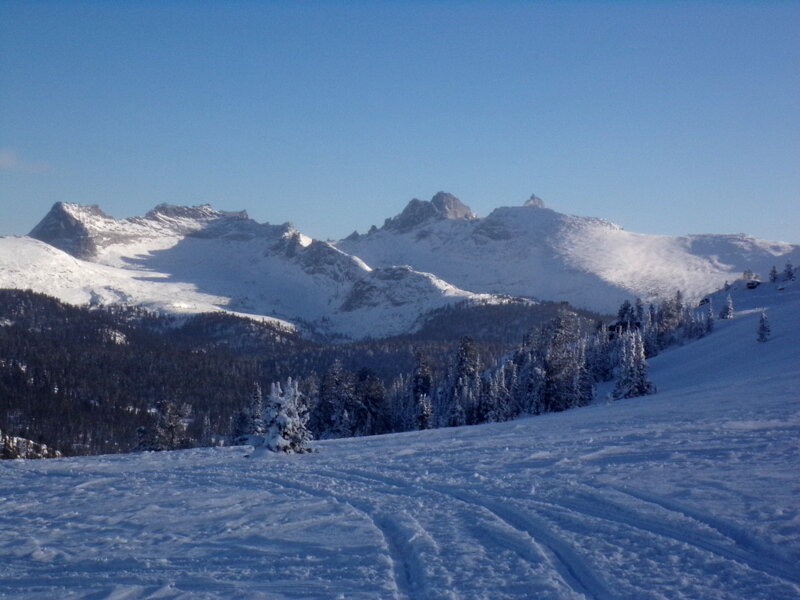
[416,394,433,430]
[230,383,265,446]
[617,300,633,325]
[541,314,586,412]
[612,330,656,399]
[263,378,313,453]
[133,425,157,452]
[512,350,545,415]
[783,262,795,281]
[315,360,357,439]
[151,399,192,450]
[719,294,734,320]
[438,337,481,427]
[769,265,779,283]
[757,312,771,343]
[410,349,434,430]
[355,368,388,436]
[704,302,714,335]
[634,298,645,325]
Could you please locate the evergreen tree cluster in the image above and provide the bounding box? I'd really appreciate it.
[3,286,724,456]
[768,262,795,284]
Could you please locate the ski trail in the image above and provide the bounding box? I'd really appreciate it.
[545,488,800,587]
[431,484,613,600]
[260,474,447,600]
[609,485,796,566]
[331,467,610,600]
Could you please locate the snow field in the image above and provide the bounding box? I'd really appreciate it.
[0,284,798,599]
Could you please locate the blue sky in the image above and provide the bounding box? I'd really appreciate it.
[1,1,798,242]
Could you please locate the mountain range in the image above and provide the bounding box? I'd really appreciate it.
[1,193,796,339]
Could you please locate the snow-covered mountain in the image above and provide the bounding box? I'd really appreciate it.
[2,280,798,599]
[3,197,797,337]
[339,192,800,313]
[4,202,496,339]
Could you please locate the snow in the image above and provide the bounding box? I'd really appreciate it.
[2,200,502,338]
[1,283,798,599]
[338,202,800,313]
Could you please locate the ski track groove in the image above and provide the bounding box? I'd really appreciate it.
[541,486,800,587]
[608,484,795,565]
[609,486,800,585]
[328,467,611,600]
[259,474,432,600]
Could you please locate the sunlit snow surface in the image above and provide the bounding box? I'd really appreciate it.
[1,283,799,599]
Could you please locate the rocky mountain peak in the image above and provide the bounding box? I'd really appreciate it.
[382,192,476,232]
[523,194,546,209]
[29,202,103,259]
[430,192,476,220]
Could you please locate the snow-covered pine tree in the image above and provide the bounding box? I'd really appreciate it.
[634,298,645,325]
[769,265,779,283]
[719,294,734,320]
[574,339,595,406]
[617,299,634,325]
[151,399,192,450]
[757,311,771,343]
[704,301,714,335]
[656,290,686,348]
[783,261,795,281]
[354,368,389,436]
[410,349,434,430]
[437,337,482,427]
[612,330,656,399]
[263,378,313,453]
[541,313,588,412]
[586,325,615,382]
[512,349,545,415]
[315,360,357,439]
[133,425,157,452]
[416,394,433,430]
[482,367,511,423]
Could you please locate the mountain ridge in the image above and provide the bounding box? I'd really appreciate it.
[6,194,798,336]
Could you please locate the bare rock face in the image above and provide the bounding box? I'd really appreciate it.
[430,191,476,220]
[382,192,476,232]
[29,202,102,259]
[523,194,546,209]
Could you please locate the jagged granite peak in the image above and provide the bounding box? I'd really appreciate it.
[29,202,104,259]
[381,192,476,232]
[430,191,476,220]
[523,194,546,208]
[144,203,248,222]
[29,202,279,258]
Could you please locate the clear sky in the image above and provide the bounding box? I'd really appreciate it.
[1,1,798,243]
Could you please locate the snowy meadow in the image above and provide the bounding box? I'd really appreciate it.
[1,283,799,599]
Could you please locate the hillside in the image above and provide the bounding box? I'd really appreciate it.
[1,281,797,599]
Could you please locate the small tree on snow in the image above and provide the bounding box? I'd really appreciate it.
[784,262,795,281]
[769,266,779,283]
[263,378,313,453]
[757,312,771,343]
[613,330,656,400]
[135,399,192,451]
[719,294,734,320]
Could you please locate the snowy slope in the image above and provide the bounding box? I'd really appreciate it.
[338,194,800,313]
[2,203,498,339]
[1,283,798,599]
